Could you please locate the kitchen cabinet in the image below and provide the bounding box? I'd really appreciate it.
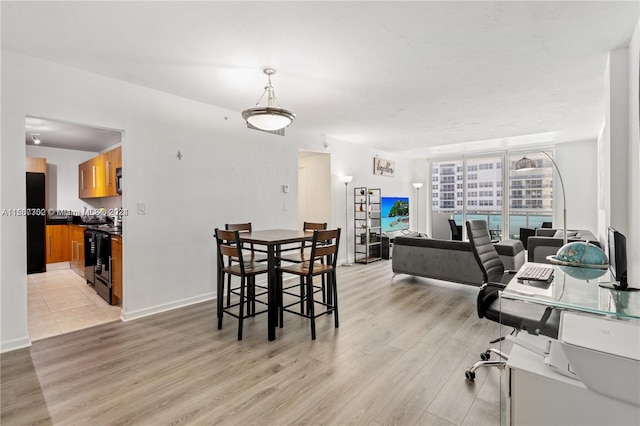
[26,157,47,173]
[46,225,70,264]
[78,146,121,198]
[111,235,122,305]
[104,146,121,197]
[78,158,102,199]
[69,225,85,278]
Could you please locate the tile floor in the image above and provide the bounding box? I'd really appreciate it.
[28,267,121,341]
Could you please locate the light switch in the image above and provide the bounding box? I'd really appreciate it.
[283,184,290,193]
[137,202,147,215]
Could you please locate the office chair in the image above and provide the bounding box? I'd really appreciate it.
[464,220,560,381]
[448,219,462,241]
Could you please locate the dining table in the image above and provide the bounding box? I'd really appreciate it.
[238,229,314,340]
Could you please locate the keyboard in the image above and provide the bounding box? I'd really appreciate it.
[518,265,554,282]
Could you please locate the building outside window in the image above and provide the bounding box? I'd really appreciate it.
[431,153,553,239]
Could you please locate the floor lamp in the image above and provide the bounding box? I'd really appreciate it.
[340,175,354,266]
[515,152,567,245]
[412,182,423,233]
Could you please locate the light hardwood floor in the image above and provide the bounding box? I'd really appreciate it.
[2,260,506,425]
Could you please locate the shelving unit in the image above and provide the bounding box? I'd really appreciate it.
[353,187,382,264]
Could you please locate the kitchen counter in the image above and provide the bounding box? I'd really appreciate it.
[86,224,122,236]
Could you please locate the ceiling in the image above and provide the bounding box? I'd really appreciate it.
[25,116,122,152]
[3,1,639,156]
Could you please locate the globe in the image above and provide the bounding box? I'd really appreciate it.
[547,241,609,270]
[559,265,608,280]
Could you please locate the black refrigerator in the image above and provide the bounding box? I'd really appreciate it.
[26,172,46,273]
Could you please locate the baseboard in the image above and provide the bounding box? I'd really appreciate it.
[121,292,216,322]
[46,262,70,271]
[1,336,32,353]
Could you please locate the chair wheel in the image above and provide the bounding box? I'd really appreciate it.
[465,370,475,381]
[480,351,491,361]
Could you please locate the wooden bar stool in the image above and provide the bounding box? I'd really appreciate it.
[214,228,268,340]
[279,222,328,313]
[278,228,341,340]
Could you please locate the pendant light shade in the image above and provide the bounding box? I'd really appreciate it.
[242,68,296,132]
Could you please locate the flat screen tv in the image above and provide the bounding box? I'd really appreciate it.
[381,196,409,233]
[599,227,636,291]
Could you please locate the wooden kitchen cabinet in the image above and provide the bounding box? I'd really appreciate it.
[46,225,70,264]
[78,159,94,199]
[104,146,121,197]
[69,225,85,278]
[79,146,121,198]
[111,235,122,305]
[26,157,47,173]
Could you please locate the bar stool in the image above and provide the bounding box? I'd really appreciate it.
[225,222,267,262]
[214,228,268,340]
[279,222,328,312]
[278,228,341,339]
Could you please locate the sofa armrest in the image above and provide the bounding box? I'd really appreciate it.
[527,236,564,263]
[535,228,557,237]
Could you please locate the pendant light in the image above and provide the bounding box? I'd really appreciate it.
[242,68,296,131]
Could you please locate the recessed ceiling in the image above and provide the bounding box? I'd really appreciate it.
[25,116,122,152]
[3,1,639,156]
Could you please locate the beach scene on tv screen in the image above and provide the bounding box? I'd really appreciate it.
[381,197,409,232]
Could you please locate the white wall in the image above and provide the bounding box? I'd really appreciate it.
[0,50,412,352]
[25,145,102,212]
[555,140,599,233]
[627,17,640,286]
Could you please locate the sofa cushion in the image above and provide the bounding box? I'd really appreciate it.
[391,236,525,285]
[553,230,578,238]
[393,236,471,252]
[494,239,525,256]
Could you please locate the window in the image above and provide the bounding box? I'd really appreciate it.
[508,152,553,236]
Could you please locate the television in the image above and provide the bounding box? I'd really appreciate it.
[599,227,635,291]
[381,196,409,233]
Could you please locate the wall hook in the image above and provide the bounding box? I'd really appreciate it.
[177,151,183,160]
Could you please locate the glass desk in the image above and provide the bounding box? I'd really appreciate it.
[503,262,640,319]
[500,263,640,425]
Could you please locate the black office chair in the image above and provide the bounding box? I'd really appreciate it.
[464,220,560,381]
[448,219,462,241]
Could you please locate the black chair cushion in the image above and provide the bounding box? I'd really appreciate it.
[478,284,559,339]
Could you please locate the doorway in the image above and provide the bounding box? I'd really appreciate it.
[25,116,124,340]
[298,151,331,228]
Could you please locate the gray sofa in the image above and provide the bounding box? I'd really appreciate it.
[527,228,601,263]
[391,234,525,286]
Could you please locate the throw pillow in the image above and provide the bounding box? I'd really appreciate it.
[554,230,578,238]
